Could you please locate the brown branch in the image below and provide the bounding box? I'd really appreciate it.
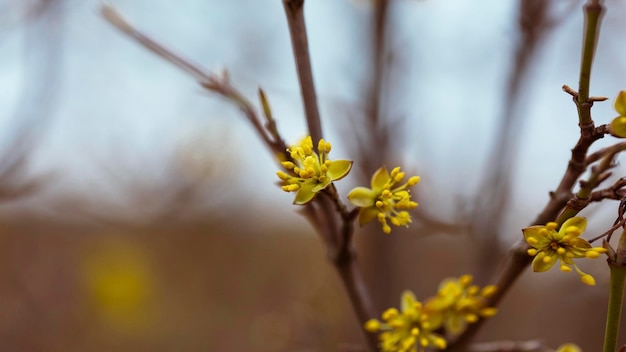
[589,178,626,203]
[282,0,323,146]
[281,3,379,350]
[451,0,609,341]
[586,140,626,166]
[334,247,379,351]
[450,60,607,352]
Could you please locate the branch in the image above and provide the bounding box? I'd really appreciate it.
[282,0,323,146]
[281,3,378,350]
[451,0,607,341]
[577,0,604,108]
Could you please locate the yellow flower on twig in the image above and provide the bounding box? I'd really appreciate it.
[276,136,352,205]
[425,275,497,335]
[522,217,607,285]
[365,291,446,352]
[348,166,420,234]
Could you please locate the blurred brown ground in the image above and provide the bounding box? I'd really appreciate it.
[0,210,622,352]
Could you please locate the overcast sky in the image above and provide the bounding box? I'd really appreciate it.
[1,0,625,230]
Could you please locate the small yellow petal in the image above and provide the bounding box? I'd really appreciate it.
[480,307,498,317]
[433,336,447,350]
[276,171,291,180]
[459,275,473,287]
[281,161,295,169]
[559,217,587,236]
[382,308,399,321]
[347,187,376,208]
[326,159,352,181]
[610,116,626,138]
[580,274,596,286]
[532,252,557,272]
[358,207,380,226]
[293,183,316,205]
[370,166,390,190]
[615,90,626,116]
[481,285,497,297]
[364,319,381,332]
[408,176,421,186]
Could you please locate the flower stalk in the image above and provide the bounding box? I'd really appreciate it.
[604,263,626,352]
[604,229,626,352]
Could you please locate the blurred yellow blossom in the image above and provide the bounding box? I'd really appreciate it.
[81,239,155,333]
[364,290,446,352]
[556,343,582,352]
[277,136,352,205]
[523,217,607,285]
[425,275,497,335]
[348,166,419,234]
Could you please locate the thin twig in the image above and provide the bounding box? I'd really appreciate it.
[586,140,626,166]
[101,4,210,81]
[101,4,285,157]
[555,143,619,224]
[588,178,626,204]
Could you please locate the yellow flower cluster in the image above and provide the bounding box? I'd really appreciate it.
[365,291,447,352]
[522,217,607,285]
[276,136,352,205]
[425,275,498,335]
[365,276,497,352]
[348,166,420,234]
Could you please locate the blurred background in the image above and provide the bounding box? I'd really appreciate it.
[1,0,626,351]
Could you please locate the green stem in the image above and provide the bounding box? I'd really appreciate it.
[604,263,626,352]
[577,0,604,123]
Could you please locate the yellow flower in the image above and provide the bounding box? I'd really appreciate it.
[610,90,626,137]
[347,166,420,234]
[522,217,607,285]
[365,291,446,352]
[276,136,352,205]
[424,275,497,335]
[556,343,582,352]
